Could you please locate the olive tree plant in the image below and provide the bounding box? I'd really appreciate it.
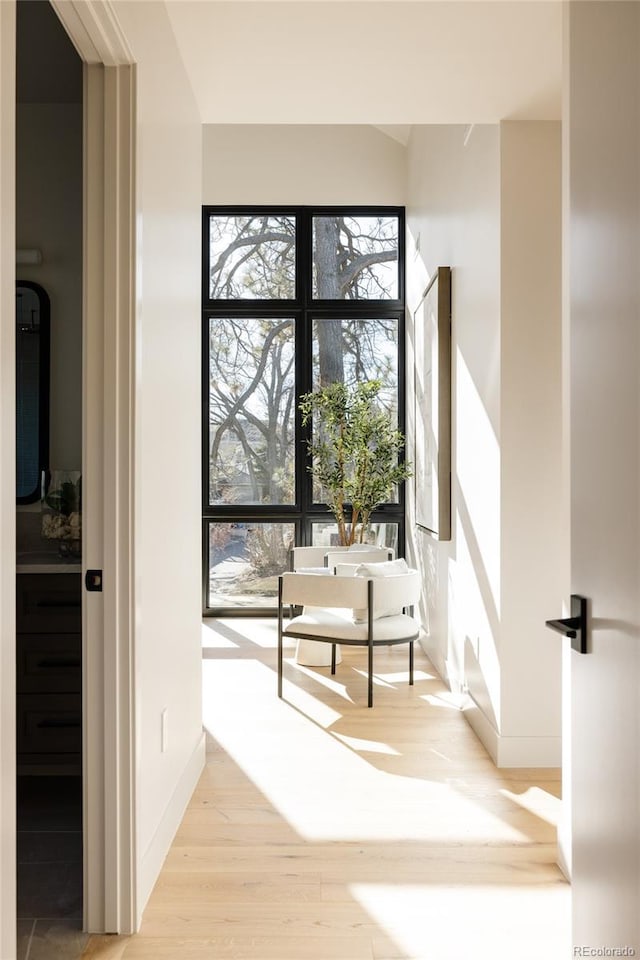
[299,379,411,546]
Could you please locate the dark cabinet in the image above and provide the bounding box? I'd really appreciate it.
[16,573,82,774]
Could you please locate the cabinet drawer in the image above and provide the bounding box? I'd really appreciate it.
[16,574,82,633]
[17,634,81,693]
[17,694,82,755]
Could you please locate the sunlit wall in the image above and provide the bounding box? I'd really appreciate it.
[406,122,563,767]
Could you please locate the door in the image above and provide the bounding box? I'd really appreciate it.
[563,2,640,950]
[0,4,17,958]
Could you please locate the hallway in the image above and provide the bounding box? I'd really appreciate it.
[84,619,569,959]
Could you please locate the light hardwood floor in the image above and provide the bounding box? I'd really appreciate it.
[83,618,569,960]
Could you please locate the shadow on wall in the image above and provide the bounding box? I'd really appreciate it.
[405,212,502,741]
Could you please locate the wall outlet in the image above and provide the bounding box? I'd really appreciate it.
[161,708,168,753]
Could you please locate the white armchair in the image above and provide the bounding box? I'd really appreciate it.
[288,545,395,667]
[277,566,421,707]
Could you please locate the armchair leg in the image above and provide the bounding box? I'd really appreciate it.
[277,577,284,698]
[368,581,374,707]
[331,644,337,674]
[409,640,414,686]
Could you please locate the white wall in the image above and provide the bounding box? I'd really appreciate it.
[406,122,502,723]
[16,103,82,471]
[109,1,205,918]
[203,125,406,204]
[406,121,563,766]
[499,121,564,761]
[563,2,640,946]
[0,6,16,958]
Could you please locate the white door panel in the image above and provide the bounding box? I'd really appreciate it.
[564,2,640,950]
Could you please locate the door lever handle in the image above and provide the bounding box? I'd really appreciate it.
[545,595,588,654]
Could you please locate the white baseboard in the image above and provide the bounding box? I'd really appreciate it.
[463,696,500,763]
[137,731,206,918]
[463,697,561,768]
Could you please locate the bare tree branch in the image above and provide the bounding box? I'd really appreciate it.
[339,249,397,292]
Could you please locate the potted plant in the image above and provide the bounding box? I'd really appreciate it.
[299,379,411,545]
[41,470,82,556]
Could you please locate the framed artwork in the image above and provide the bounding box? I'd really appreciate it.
[414,266,452,540]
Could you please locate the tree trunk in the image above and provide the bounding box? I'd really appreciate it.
[314,217,344,386]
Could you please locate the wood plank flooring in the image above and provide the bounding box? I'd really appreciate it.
[82,618,569,959]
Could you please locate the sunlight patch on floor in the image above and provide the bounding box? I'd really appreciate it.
[290,662,357,703]
[201,625,238,649]
[373,669,431,684]
[500,785,562,827]
[202,657,555,845]
[349,668,398,689]
[205,617,281,649]
[423,691,467,709]
[349,882,571,960]
[331,733,401,756]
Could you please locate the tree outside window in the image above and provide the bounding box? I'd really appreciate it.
[203,207,405,612]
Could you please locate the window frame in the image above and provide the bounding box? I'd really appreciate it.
[202,205,406,616]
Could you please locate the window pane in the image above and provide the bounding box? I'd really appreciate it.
[312,215,398,300]
[208,215,296,299]
[312,317,398,400]
[311,318,400,505]
[311,520,399,554]
[209,318,295,505]
[208,521,295,609]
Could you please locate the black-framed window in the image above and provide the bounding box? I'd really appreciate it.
[202,206,406,615]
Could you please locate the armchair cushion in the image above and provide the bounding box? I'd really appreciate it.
[284,609,419,643]
[352,558,410,621]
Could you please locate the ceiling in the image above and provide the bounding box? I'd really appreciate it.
[164,1,562,127]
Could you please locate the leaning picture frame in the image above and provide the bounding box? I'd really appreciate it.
[414,266,452,540]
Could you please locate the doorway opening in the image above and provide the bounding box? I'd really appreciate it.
[15,1,85,954]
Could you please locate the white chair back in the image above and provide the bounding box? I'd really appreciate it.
[369,569,421,613]
[289,546,334,570]
[290,543,395,572]
[325,546,393,571]
[280,571,369,609]
[280,569,420,613]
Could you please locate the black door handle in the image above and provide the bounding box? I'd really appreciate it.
[85,569,103,592]
[545,594,588,654]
